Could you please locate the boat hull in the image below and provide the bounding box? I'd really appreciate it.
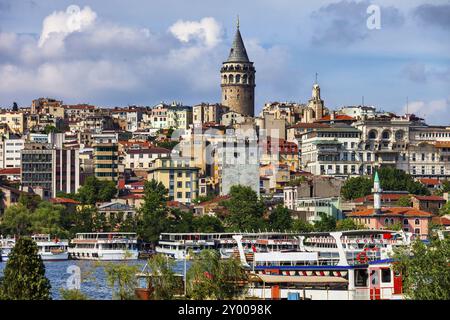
[68,250,139,261]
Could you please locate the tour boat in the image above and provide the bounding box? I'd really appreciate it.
[68,232,139,260]
[232,230,411,300]
[156,232,301,260]
[31,234,69,261]
[0,237,15,262]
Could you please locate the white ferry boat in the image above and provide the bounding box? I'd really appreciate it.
[68,232,139,260]
[232,230,411,300]
[156,232,301,260]
[32,234,69,261]
[1,235,69,262]
[0,237,15,262]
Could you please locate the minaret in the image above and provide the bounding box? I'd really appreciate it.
[372,171,382,214]
[220,17,255,117]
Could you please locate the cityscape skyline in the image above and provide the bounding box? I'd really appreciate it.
[0,0,449,125]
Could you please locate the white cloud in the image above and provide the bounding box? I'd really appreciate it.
[403,98,450,125]
[0,5,301,111]
[169,17,223,48]
[38,5,96,47]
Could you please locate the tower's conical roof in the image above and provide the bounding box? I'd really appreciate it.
[374,171,380,183]
[227,24,250,63]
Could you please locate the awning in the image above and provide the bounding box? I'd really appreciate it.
[250,274,348,285]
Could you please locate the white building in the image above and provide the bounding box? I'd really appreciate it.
[0,137,25,169]
[300,126,372,176]
[124,147,172,170]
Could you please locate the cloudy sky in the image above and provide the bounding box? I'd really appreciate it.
[0,0,449,124]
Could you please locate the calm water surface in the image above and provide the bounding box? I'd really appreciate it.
[0,259,189,300]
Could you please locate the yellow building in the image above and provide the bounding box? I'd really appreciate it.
[147,157,200,204]
[0,112,25,134]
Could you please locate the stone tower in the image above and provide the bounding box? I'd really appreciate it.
[221,18,255,117]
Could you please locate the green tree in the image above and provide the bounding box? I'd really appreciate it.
[336,218,364,231]
[68,206,95,235]
[313,212,337,232]
[378,167,430,196]
[43,125,58,134]
[77,176,117,205]
[59,288,88,300]
[146,254,180,300]
[222,185,266,232]
[388,221,403,231]
[138,179,170,243]
[341,176,372,200]
[0,237,51,300]
[393,238,450,300]
[156,141,179,150]
[187,250,247,300]
[291,219,314,232]
[103,259,139,300]
[1,203,32,236]
[193,215,225,233]
[396,195,412,207]
[287,176,306,187]
[439,202,450,216]
[31,202,67,237]
[268,205,293,231]
[18,193,42,211]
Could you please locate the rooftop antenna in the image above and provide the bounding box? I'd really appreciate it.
[406,96,409,115]
[315,72,318,84]
[362,96,365,107]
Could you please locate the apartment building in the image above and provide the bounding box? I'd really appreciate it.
[192,103,229,128]
[147,157,200,204]
[0,112,25,134]
[167,105,193,130]
[21,144,80,198]
[124,147,171,169]
[300,126,371,176]
[92,133,119,181]
[0,136,25,168]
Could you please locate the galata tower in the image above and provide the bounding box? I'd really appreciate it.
[220,18,255,117]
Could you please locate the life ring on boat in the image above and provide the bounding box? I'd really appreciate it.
[356,251,369,264]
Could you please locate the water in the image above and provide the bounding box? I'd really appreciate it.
[0,259,189,300]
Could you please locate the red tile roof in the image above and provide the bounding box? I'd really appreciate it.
[432,216,450,226]
[288,123,330,129]
[412,195,446,201]
[435,141,450,148]
[50,197,80,204]
[419,178,441,186]
[354,193,406,203]
[318,114,355,121]
[197,195,231,206]
[126,148,171,154]
[348,207,433,217]
[0,168,20,175]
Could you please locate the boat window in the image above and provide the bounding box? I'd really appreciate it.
[381,268,391,283]
[354,269,368,287]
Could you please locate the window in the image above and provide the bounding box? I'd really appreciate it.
[177,192,182,198]
[415,219,420,225]
[414,228,420,235]
[354,269,368,287]
[381,269,391,283]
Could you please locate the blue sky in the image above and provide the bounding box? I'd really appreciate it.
[0,0,449,124]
